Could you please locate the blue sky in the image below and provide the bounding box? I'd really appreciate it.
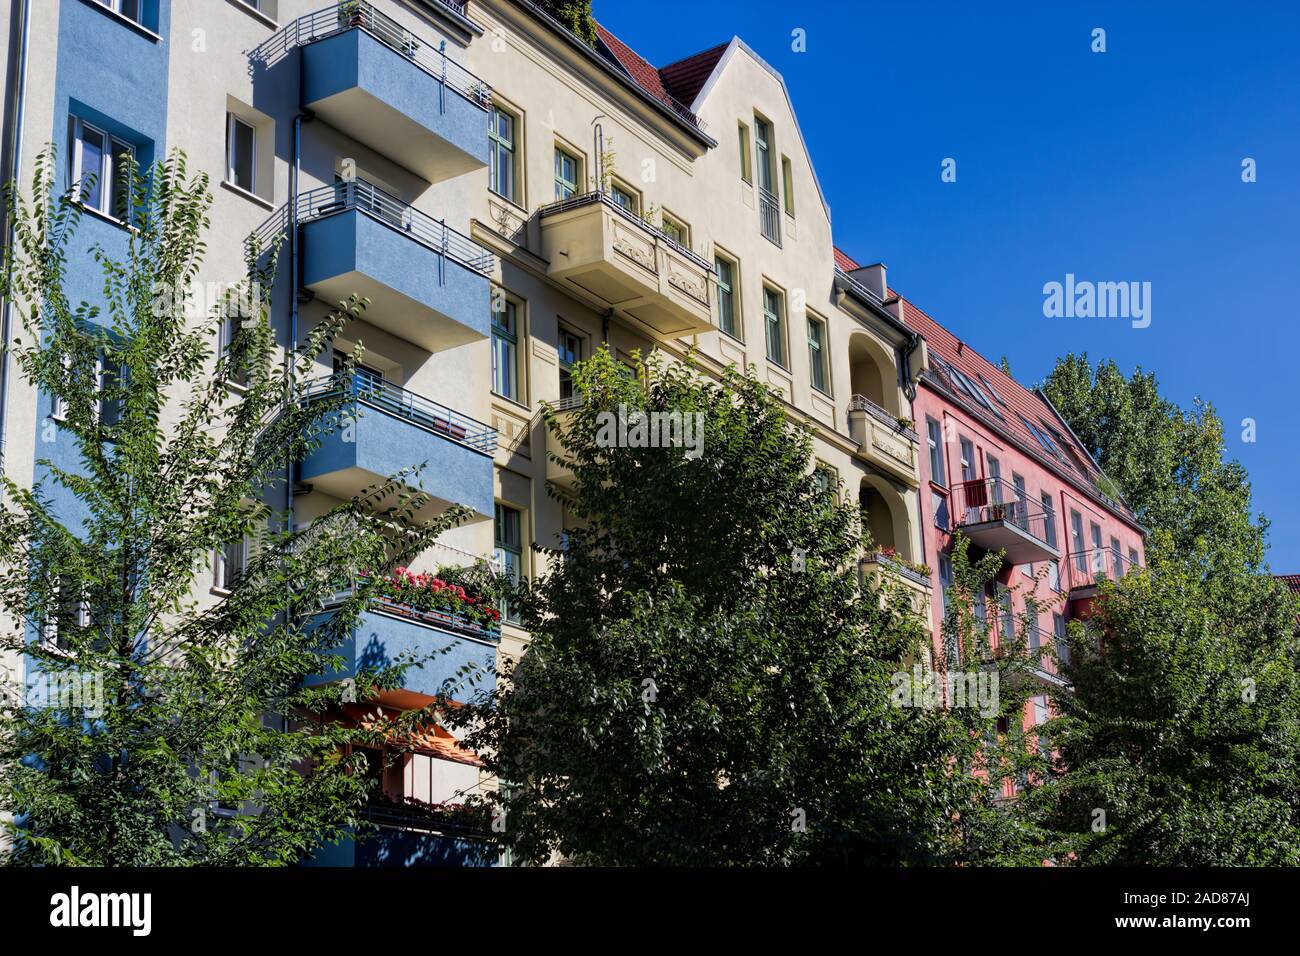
[596,0,1300,571]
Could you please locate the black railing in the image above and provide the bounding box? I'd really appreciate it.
[1067,546,1122,592]
[302,372,497,454]
[848,393,920,443]
[758,186,782,246]
[254,3,491,108]
[953,478,1055,547]
[298,180,496,276]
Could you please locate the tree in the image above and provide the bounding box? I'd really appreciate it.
[449,348,1036,865]
[1023,564,1300,864]
[0,148,475,865]
[536,1,598,47]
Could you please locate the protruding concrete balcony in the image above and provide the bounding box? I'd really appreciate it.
[952,478,1061,565]
[291,2,491,183]
[537,191,714,340]
[860,551,933,629]
[297,181,494,352]
[299,374,496,521]
[847,394,921,487]
[543,394,584,491]
[305,597,499,705]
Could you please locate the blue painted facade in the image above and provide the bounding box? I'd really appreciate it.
[305,606,498,704]
[309,824,497,868]
[301,28,489,183]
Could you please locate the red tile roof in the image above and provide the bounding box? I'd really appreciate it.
[877,285,1136,525]
[834,247,862,273]
[659,41,730,107]
[1277,575,1300,594]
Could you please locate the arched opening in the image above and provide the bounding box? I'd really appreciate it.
[848,332,898,415]
[858,475,912,562]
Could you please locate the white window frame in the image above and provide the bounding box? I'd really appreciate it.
[214,538,248,593]
[97,0,145,26]
[226,113,257,194]
[71,117,134,220]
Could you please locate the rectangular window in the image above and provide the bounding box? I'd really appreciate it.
[926,418,946,486]
[738,122,752,183]
[781,155,795,216]
[96,354,125,428]
[494,504,523,625]
[489,105,517,202]
[1090,522,1103,562]
[1071,510,1085,572]
[714,254,738,338]
[763,286,785,368]
[754,116,774,193]
[812,464,835,498]
[1047,559,1060,591]
[1129,547,1140,570]
[214,538,247,591]
[998,589,1015,641]
[97,0,144,25]
[807,314,828,394]
[986,455,1002,502]
[226,114,256,193]
[661,212,688,246]
[554,146,579,201]
[938,552,953,614]
[71,117,134,220]
[960,438,976,482]
[610,181,639,214]
[491,295,519,402]
[219,315,248,388]
[1110,536,1123,577]
[558,328,582,401]
[1041,492,1057,548]
[1053,612,1069,666]
[931,490,950,531]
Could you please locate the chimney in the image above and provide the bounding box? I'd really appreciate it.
[850,262,887,301]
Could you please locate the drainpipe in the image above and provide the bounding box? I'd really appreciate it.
[0,0,33,472]
[286,112,309,531]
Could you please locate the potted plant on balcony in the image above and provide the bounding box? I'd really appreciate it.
[338,1,368,29]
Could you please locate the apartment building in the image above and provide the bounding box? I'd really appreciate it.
[0,0,1141,862]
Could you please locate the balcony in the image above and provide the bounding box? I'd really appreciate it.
[289,3,491,183]
[537,191,714,340]
[758,186,782,247]
[952,478,1061,565]
[847,395,920,486]
[860,552,932,628]
[543,394,584,490]
[308,798,495,867]
[298,374,495,520]
[305,596,499,704]
[297,181,494,352]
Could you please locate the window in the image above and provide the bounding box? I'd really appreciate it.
[70,117,134,220]
[1047,559,1060,591]
[554,146,579,201]
[96,0,144,25]
[812,464,835,498]
[489,105,517,202]
[1129,547,1140,570]
[226,114,256,193]
[1027,598,1041,650]
[51,356,70,421]
[1110,536,1123,577]
[931,490,950,531]
[807,314,829,394]
[219,314,248,388]
[959,438,976,482]
[714,254,739,339]
[1070,510,1085,572]
[494,504,523,625]
[978,373,1008,407]
[998,589,1015,641]
[986,454,1002,503]
[96,354,125,428]
[754,116,775,194]
[1041,493,1057,548]
[491,295,520,402]
[926,418,946,486]
[781,156,795,216]
[737,122,752,183]
[938,552,953,614]
[660,212,688,246]
[609,181,638,214]
[214,538,247,591]
[43,577,91,653]
[558,328,582,401]
[1053,613,1069,666]
[762,287,785,367]
[1090,522,1103,559]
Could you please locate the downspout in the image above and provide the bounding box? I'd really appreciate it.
[287,112,306,532]
[0,0,33,472]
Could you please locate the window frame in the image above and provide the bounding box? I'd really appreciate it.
[737,121,752,183]
[553,145,580,201]
[762,285,787,369]
[713,251,740,340]
[493,503,524,625]
[488,103,520,204]
[806,312,829,395]
[781,155,795,216]
[557,326,583,401]
[226,112,257,195]
[491,291,522,403]
[70,116,135,222]
[609,178,640,215]
[926,417,947,487]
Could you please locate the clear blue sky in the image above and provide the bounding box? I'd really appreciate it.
[596,0,1300,572]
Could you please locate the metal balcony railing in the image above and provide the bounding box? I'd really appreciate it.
[537,190,714,273]
[1066,546,1124,592]
[254,3,491,109]
[298,180,496,276]
[303,372,497,455]
[322,574,503,642]
[848,393,920,443]
[952,478,1055,546]
[758,185,782,247]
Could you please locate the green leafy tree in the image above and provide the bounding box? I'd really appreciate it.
[1024,565,1300,864]
[449,348,1038,865]
[537,0,599,47]
[0,148,477,865]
